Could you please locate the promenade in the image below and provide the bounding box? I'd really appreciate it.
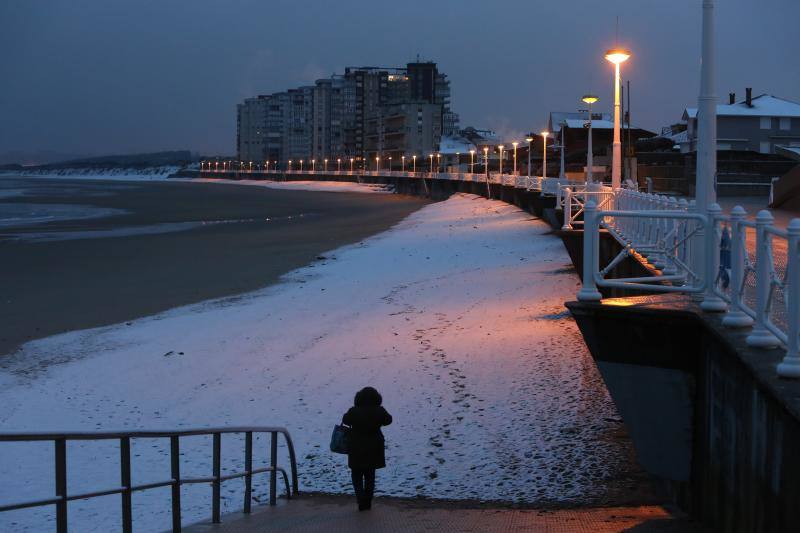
[186,495,705,533]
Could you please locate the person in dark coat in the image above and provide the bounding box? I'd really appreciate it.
[342,386,392,511]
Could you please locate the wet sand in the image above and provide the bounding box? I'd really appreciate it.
[0,177,430,355]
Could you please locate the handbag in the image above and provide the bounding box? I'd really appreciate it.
[330,424,350,454]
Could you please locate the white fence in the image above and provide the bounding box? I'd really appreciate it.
[578,188,800,379]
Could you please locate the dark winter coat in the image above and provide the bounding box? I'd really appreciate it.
[342,404,392,470]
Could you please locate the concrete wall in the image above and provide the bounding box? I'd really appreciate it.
[566,298,800,532]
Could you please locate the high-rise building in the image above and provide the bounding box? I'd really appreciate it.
[237,60,458,166]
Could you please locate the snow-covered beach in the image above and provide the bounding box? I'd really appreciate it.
[0,192,642,531]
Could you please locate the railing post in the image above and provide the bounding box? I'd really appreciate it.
[120,437,132,533]
[170,435,182,533]
[701,203,728,311]
[747,210,780,348]
[212,433,221,523]
[578,199,602,301]
[55,438,67,533]
[269,432,278,506]
[244,432,253,514]
[561,188,573,230]
[722,206,754,327]
[778,218,800,378]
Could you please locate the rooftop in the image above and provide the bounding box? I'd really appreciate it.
[684,94,800,119]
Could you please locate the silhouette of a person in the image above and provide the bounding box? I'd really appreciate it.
[342,386,392,511]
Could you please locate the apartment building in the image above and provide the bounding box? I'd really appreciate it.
[237,60,458,166]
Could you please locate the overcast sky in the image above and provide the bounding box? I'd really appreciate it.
[1,0,797,160]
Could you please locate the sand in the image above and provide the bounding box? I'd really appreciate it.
[0,177,429,355]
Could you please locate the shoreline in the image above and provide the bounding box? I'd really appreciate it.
[0,176,430,355]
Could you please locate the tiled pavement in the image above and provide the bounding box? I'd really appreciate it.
[185,494,709,532]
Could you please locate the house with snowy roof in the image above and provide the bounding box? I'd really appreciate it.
[681,89,800,155]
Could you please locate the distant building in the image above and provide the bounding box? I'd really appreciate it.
[681,89,800,154]
[237,60,459,166]
[365,103,442,166]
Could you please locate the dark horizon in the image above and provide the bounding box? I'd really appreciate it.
[1,0,798,161]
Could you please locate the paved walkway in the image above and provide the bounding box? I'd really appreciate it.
[185,495,708,532]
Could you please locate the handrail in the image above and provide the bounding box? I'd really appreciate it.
[0,426,299,533]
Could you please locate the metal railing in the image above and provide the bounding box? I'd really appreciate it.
[578,186,800,379]
[0,427,299,533]
[560,185,615,230]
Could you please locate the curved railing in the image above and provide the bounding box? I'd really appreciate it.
[0,426,299,533]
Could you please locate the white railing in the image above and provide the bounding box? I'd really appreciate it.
[561,186,615,230]
[578,188,800,379]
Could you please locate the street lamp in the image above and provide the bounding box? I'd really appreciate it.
[541,132,550,180]
[350,158,354,172]
[401,155,406,172]
[412,155,417,173]
[469,149,476,173]
[582,95,599,184]
[288,160,292,171]
[388,156,392,171]
[483,146,489,176]
[324,158,328,172]
[436,153,441,173]
[498,145,504,175]
[525,137,534,188]
[429,153,434,173]
[512,142,519,175]
[605,48,631,189]
[337,158,341,172]
[311,159,316,172]
[375,156,380,171]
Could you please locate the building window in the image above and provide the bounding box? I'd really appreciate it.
[760,141,772,154]
[780,117,791,131]
[760,116,772,130]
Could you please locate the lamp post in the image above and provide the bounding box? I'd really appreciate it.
[605,48,631,189]
[288,160,292,171]
[311,159,316,172]
[582,95,599,184]
[249,161,253,173]
[388,156,392,172]
[696,0,717,216]
[429,153,434,173]
[401,155,406,172]
[558,123,567,179]
[525,137,534,189]
[483,147,489,176]
[375,156,380,171]
[324,158,328,172]
[469,149,476,173]
[337,158,341,172]
[413,155,417,173]
[498,145,504,175]
[512,142,518,175]
[541,132,550,180]
[436,153,441,173]
[350,158,354,172]
[299,159,304,172]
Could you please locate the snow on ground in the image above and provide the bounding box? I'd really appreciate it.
[0,166,180,181]
[188,177,394,194]
[0,194,632,531]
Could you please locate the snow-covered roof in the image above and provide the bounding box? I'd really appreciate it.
[564,119,614,130]
[438,136,476,154]
[776,145,800,161]
[684,94,800,119]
